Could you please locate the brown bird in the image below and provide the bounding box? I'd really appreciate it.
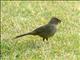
[14,17,61,41]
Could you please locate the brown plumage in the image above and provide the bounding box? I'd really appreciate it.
[14,17,61,41]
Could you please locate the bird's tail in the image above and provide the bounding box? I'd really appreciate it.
[14,32,33,39]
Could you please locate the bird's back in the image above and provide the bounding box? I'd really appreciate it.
[33,24,56,38]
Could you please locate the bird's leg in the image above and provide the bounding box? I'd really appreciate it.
[46,38,48,41]
[43,38,45,41]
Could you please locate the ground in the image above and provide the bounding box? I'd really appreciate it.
[1,1,80,60]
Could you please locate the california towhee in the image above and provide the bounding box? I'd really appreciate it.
[14,17,61,41]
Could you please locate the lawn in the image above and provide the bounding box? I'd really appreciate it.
[1,1,80,60]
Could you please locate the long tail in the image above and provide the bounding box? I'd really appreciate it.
[14,32,33,39]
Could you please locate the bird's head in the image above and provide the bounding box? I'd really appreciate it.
[48,17,61,25]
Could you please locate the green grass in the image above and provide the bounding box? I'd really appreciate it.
[1,1,80,60]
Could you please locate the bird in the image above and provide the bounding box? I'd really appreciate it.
[14,17,61,41]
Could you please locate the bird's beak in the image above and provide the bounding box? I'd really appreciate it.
[58,20,61,23]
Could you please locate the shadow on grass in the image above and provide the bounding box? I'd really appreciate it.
[13,39,44,57]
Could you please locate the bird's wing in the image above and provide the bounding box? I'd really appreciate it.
[33,25,49,34]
